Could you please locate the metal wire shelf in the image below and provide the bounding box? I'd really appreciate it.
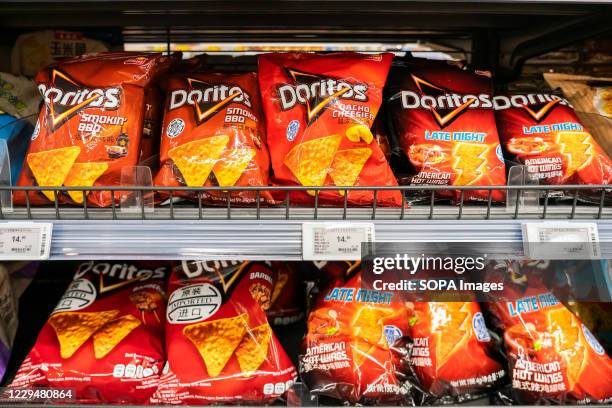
[0,184,609,221]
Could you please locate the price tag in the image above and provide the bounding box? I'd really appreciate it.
[302,222,375,261]
[0,223,53,260]
[522,222,600,259]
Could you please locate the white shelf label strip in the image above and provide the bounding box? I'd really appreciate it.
[302,222,375,261]
[522,222,600,259]
[0,222,53,260]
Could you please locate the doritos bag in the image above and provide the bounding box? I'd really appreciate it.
[300,264,410,404]
[405,301,506,401]
[10,261,169,404]
[482,261,612,404]
[154,72,272,205]
[151,261,297,404]
[258,53,401,207]
[386,59,507,202]
[15,52,176,207]
[266,262,305,326]
[495,92,612,193]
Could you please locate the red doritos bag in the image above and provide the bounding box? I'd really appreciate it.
[15,52,176,207]
[258,53,401,207]
[482,261,612,404]
[151,261,297,405]
[405,301,506,400]
[154,72,272,205]
[10,261,169,404]
[495,92,612,194]
[300,264,410,404]
[386,59,507,202]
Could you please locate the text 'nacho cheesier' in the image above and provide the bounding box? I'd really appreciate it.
[154,72,272,205]
[9,261,169,404]
[482,261,612,404]
[150,261,297,405]
[386,59,507,203]
[258,52,402,207]
[14,52,176,207]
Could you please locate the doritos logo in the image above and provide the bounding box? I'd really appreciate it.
[401,74,492,128]
[180,260,242,279]
[38,69,122,131]
[277,68,368,123]
[74,261,166,292]
[168,79,252,124]
[492,93,571,123]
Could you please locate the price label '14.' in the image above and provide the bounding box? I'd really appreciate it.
[0,223,53,260]
[302,222,375,261]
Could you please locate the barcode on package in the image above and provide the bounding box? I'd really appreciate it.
[303,222,375,261]
[0,223,53,260]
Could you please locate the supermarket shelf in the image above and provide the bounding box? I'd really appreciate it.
[1,203,611,221]
[0,186,609,259]
[5,214,611,260]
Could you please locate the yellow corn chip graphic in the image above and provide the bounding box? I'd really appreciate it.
[48,310,119,359]
[351,307,393,348]
[547,308,586,388]
[235,323,272,373]
[452,143,488,185]
[212,148,256,187]
[27,146,81,201]
[329,148,372,194]
[432,302,470,368]
[168,135,229,187]
[351,337,375,366]
[345,124,374,144]
[284,135,341,191]
[93,314,141,359]
[557,131,593,177]
[63,162,109,204]
[183,313,248,377]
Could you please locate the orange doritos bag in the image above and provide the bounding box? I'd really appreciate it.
[482,261,612,404]
[405,301,506,400]
[300,264,410,404]
[385,59,507,203]
[154,72,272,205]
[15,52,176,207]
[9,261,169,404]
[258,53,401,207]
[151,261,297,405]
[495,92,612,200]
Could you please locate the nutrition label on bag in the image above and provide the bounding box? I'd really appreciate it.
[302,222,375,261]
[0,222,52,260]
[522,222,600,259]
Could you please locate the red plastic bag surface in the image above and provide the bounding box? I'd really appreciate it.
[300,266,410,404]
[154,72,272,205]
[151,261,297,405]
[386,59,507,202]
[15,52,176,207]
[10,261,169,404]
[258,52,401,207]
